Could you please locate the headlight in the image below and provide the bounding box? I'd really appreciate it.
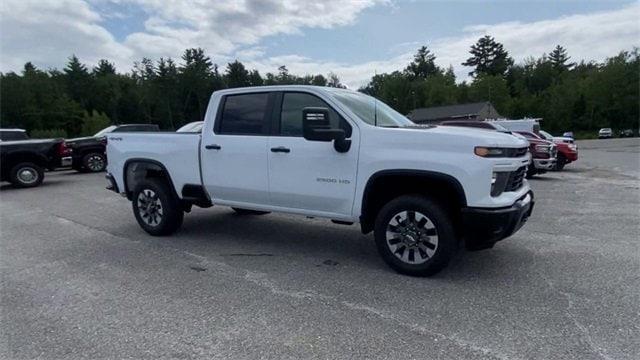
[475,147,507,157]
[569,144,577,151]
[535,144,550,152]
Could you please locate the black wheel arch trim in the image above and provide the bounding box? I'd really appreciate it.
[359,169,468,234]
[123,158,179,201]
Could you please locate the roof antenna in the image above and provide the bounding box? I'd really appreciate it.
[374,69,378,127]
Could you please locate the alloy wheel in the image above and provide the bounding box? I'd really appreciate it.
[137,189,163,226]
[386,210,438,264]
[87,155,105,172]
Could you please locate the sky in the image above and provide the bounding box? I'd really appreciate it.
[1,0,638,88]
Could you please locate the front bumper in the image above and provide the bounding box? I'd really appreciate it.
[461,191,534,250]
[61,156,73,167]
[565,152,578,162]
[105,173,119,193]
[533,158,556,170]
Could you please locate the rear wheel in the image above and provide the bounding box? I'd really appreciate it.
[82,152,107,172]
[9,162,44,188]
[232,207,270,215]
[374,195,456,277]
[132,178,183,235]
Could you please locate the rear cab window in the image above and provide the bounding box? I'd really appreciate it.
[0,131,28,141]
[216,93,271,135]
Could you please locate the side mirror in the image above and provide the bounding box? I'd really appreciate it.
[302,107,351,153]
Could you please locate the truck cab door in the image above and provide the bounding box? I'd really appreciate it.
[267,91,359,219]
[200,92,273,206]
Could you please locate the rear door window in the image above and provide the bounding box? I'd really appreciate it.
[218,93,270,135]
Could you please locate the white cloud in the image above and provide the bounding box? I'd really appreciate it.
[1,0,638,89]
[1,0,381,72]
[247,2,640,88]
[0,0,133,71]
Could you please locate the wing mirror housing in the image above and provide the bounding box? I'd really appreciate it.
[302,107,351,153]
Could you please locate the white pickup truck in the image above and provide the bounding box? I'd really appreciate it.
[106,85,533,276]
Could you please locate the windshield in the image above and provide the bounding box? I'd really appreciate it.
[538,130,553,140]
[492,123,510,132]
[94,125,116,137]
[329,90,413,127]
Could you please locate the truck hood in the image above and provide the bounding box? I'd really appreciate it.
[398,125,528,148]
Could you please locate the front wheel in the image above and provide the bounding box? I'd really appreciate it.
[374,195,456,277]
[132,178,183,236]
[9,162,45,188]
[554,154,566,171]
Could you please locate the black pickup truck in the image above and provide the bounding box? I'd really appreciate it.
[66,124,160,172]
[0,138,72,188]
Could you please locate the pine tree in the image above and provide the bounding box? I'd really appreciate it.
[63,55,91,108]
[549,45,573,72]
[248,70,264,86]
[225,60,250,88]
[93,60,116,77]
[462,35,514,77]
[405,46,438,79]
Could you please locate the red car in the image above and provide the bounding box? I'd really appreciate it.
[513,131,557,177]
[518,131,577,170]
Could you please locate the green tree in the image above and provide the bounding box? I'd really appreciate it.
[93,60,116,77]
[248,70,264,86]
[326,72,345,88]
[405,46,438,79]
[81,110,111,136]
[225,60,250,88]
[462,35,514,77]
[63,55,91,108]
[549,45,574,72]
[468,75,511,115]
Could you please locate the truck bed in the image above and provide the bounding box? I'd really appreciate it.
[106,133,202,196]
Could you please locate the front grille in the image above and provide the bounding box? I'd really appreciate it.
[506,166,527,192]
[505,147,529,158]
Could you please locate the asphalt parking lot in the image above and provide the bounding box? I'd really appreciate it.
[1,138,638,359]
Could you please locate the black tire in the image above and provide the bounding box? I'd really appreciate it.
[373,195,456,277]
[232,207,270,215]
[9,162,45,188]
[554,154,566,171]
[82,152,107,172]
[132,178,183,236]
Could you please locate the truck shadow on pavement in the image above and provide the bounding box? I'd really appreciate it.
[158,208,527,281]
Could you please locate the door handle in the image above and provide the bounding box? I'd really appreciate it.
[270,146,290,153]
[205,144,221,150]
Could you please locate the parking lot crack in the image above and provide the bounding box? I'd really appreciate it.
[535,260,613,360]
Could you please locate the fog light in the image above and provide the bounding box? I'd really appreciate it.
[491,172,510,197]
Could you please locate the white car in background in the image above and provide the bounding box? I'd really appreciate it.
[539,130,574,145]
[598,128,613,139]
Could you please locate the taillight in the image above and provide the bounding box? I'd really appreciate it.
[57,141,72,156]
[99,136,107,146]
